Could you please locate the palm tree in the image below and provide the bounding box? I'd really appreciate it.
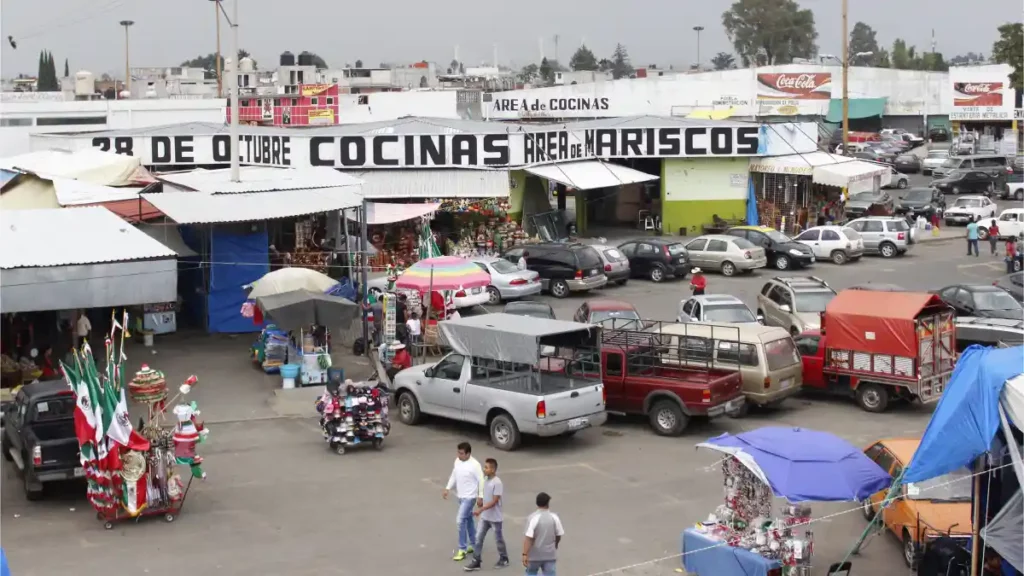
[711,52,736,70]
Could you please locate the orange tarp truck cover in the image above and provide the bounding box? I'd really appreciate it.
[824,291,948,358]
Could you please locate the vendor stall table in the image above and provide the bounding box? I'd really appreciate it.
[682,528,781,576]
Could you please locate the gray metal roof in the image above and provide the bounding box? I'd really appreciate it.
[439,312,598,364]
[346,169,509,199]
[524,115,753,132]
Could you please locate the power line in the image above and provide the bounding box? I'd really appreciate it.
[10,0,131,43]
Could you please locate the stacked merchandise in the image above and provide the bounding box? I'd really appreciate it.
[251,325,289,373]
[694,457,814,575]
[315,380,390,455]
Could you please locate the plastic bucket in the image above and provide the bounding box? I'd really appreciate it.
[280,364,300,379]
[143,332,154,347]
[281,377,296,390]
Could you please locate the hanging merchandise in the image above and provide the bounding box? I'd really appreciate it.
[315,379,390,455]
[418,216,443,260]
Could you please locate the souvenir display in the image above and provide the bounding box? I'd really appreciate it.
[315,379,390,455]
[251,325,289,373]
[129,365,167,405]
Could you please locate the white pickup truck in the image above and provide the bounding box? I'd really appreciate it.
[391,314,607,450]
[1003,180,1024,201]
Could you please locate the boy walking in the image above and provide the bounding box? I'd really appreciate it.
[522,492,564,576]
[443,442,485,561]
[464,458,508,571]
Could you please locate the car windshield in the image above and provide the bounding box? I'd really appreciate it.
[941,158,961,168]
[906,468,973,502]
[591,309,641,327]
[793,291,835,313]
[764,230,792,243]
[764,337,800,371]
[704,304,757,324]
[927,151,948,159]
[954,198,983,208]
[488,259,519,274]
[850,192,879,202]
[974,290,1022,311]
[843,228,862,240]
[576,247,603,268]
[897,155,916,162]
[731,237,755,249]
[904,190,932,202]
[603,248,625,261]
[666,243,687,255]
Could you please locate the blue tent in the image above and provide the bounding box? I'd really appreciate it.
[903,345,1024,483]
[745,177,759,226]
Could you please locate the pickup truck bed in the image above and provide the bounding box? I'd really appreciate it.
[2,381,83,500]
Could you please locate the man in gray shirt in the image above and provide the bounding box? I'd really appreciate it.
[464,458,508,571]
[522,492,564,576]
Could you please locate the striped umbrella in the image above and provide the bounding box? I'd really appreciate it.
[394,256,491,292]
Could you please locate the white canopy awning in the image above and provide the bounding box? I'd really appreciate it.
[524,161,659,190]
[346,169,511,199]
[142,187,364,224]
[750,152,891,194]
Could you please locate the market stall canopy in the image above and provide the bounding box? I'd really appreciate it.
[904,345,1024,484]
[439,313,599,364]
[825,98,888,123]
[696,427,892,502]
[256,289,358,332]
[981,487,1023,573]
[823,291,950,357]
[749,152,891,194]
[395,256,491,292]
[346,170,510,199]
[141,188,363,224]
[135,223,198,257]
[0,207,177,313]
[247,267,339,300]
[358,202,441,225]
[157,166,361,193]
[524,161,659,191]
[0,148,155,186]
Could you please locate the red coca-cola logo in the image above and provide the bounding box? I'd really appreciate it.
[960,83,1000,94]
[774,74,821,90]
[758,73,831,98]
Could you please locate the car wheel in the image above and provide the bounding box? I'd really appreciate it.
[648,266,665,282]
[1016,189,1023,201]
[23,473,43,502]
[898,178,908,189]
[774,255,791,270]
[856,383,890,413]
[486,286,501,305]
[550,280,570,298]
[790,326,800,338]
[648,400,688,436]
[861,498,875,521]
[978,227,989,241]
[615,279,628,286]
[721,261,737,277]
[396,391,422,425]
[489,413,521,451]
[879,242,897,258]
[903,530,918,568]
[831,250,848,265]
[1015,259,1023,273]
[1,433,11,462]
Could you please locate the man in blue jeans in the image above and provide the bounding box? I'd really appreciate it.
[966,217,980,257]
[443,442,484,561]
[522,492,565,576]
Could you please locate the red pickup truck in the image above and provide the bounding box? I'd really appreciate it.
[794,290,955,413]
[599,322,745,436]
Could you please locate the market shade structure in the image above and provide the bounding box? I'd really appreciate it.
[825,98,888,122]
[394,256,491,292]
[524,161,659,191]
[256,290,358,332]
[247,267,339,299]
[748,151,892,195]
[696,427,892,502]
[823,290,950,357]
[440,313,599,364]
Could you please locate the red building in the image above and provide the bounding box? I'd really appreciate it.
[227,84,340,126]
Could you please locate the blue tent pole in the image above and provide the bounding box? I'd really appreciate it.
[746,176,759,226]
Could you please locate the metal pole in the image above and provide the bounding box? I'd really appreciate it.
[969,456,984,576]
[215,0,222,98]
[693,26,704,68]
[841,0,850,154]
[360,198,369,355]
[422,267,434,363]
[119,20,134,97]
[229,0,240,182]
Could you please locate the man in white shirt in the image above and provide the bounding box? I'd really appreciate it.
[75,310,92,348]
[405,312,421,350]
[517,255,527,271]
[522,492,564,575]
[442,442,484,561]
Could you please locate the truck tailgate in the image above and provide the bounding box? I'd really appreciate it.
[25,422,80,467]
[544,383,605,423]
[710,371,743,405]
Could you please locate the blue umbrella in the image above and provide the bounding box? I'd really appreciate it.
[697,427,892,502]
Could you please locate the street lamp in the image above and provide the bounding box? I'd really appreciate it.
[693,26,705,68]
[119,20,134,98]
[209,0,222,98]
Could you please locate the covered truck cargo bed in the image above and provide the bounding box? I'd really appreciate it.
[823,291,952,357]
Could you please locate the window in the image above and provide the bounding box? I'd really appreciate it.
[667,243,687,255]
[846,220,864,232]
[489,259,518,274]
[35,116,107,126]
[731,237,755,249]
[434,354,465,380]
[603,248,625,261]
[638,243,657,254]
[576,247,603,269]
[310,97,318,105]
[765,338,800,370]
[704,305,757,324]
[999,212,1018,222]
[974,290,1020,311]
[794,335,820,356]
[906,468,972,502]
[274,98,281,106]
[503,248,524,263]
[760,283,774,297]
[291,98,298,106]
[0,118,33,127]
[954,289,973,308]
[716,341,759,366]
[940,286,959,299]
[706,239,728,252]
[864,443,885,463]
[726,229,747,240]
[685,239,708,251]
[678,336,713,362]
[862,220,884,233]
[691,303,702,320]
[618,242,637,257]
[822,230,841,241]
[605,353,623,376]
[796,230,820,242]
[792,290,834,313]
[843,228,862,241]
[767,286,786,305]
[326,97,334,105]
[681,300,695,316]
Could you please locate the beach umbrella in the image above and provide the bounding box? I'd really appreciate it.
[247,267,339,299]
[395,256,490,292]
[697,426,892,502]
[256,290,358,332]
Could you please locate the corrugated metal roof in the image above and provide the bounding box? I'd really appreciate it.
[0,207,177,269]
[135,223,199,257]
[141,187,364,224]
[531,115,752,131]
[31,121,232,139]
[158,166,362,194]
[51,178,145,206]
[524,161,658,191]
[346,169,510,199]
[0,149,145,184]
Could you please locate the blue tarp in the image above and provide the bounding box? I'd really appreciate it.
[682,528,779,576]
[904,345,1024,483]
[208,228,269,333]
[0,169,18,189]
[746,178,759,226]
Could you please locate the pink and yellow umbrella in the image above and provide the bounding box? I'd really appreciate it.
[394,256,491,292]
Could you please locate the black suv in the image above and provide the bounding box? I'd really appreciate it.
[616,237,690,282]
[501,243,607,298]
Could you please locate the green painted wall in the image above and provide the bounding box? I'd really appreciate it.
[508,169,526,222]
[660,157,750,236]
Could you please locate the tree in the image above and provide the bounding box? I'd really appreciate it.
[597,58,613,72]
[354,59,363,68]
[891,39,913,69]
[992,22,1023,90]
[610,43,634,79]
[517,63,539,83]
[949,52,986,66]
[569,44,598,71]
[181,50,256,79]
[722,0,818,66]
[711,52,736,70]
[458,62,465,74]
[848,22,880,63]
[36,51,59,91]
[919,52,949,72]
[449,58,459,73]
[64,57,69,78]
[539,57,555,85]
[874,48,891,68]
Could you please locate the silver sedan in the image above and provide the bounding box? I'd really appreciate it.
[469,256,542,304]
[682,234,768,276]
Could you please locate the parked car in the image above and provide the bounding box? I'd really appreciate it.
[677,294,762,325]
[2,381,81,500]
[469,256,541,305]
[894,187,945,221]
[503,300,555,319]
[994,208,1024,240]
[845,217,914,258]
[843,190,895,220]
[682,234,768,276]
[725,226,816,271]
[793,225,865,265]
[933,284,1024,320]
[500,243,607,298]
[893,154,922,174]
[955,316,1024,350]
[994,272,1024,303]
[756,276,836,336]
[931,154,1011,180]
[943,196,998,229]
[616,237,690,282]
[921,149,949,175]
[573,298,640,328]
[854,150,894,165]
[928,126,950,142]
[861,439,972,567]
[932,169,1001,196]
[1002,175,1024,200]
[365,274,490,309]
[587,244,630,286]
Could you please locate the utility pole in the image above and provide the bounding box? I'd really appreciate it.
[693,26,705,69]
[553,34,560,64]
[228,0,240,182]
[211,0,222,98]
[841,0,850,155]
[119,20,134,98]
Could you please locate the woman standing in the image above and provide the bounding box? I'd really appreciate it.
[988,218,1001,255]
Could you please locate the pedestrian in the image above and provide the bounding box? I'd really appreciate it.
[1007,235,1018,274]
[385,341,411,382]
[522,492,564,576]
[405,312,421,352]
[75,310,91,349]
[988,219,1001,255]
[517,253,527,271]
[464,458,508,571]
[443,442,485,562]
[966,217,980,257]
[690,268,707,296]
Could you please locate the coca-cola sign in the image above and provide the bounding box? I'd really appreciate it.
[757,73,832,99]
[953,82,1004,107]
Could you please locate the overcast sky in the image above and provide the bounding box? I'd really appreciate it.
[1,0,1019,77]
